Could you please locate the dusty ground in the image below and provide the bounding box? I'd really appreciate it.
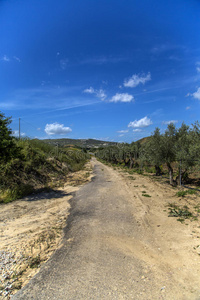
[0,162,93,299]
[11,159,200,300]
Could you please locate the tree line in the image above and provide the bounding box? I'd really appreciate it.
[96,122,200,186]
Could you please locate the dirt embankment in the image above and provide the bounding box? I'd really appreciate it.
[0,162,93,299]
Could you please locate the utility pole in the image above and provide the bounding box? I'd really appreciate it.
[19,118,21,139]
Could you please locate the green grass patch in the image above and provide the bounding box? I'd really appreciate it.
[176,189,197,197]
[167,203,195,221]
[142,194,151,197]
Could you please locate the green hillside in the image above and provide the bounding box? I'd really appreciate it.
[41,138,117,148]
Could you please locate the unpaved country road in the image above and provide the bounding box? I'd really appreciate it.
[13,159,200,299]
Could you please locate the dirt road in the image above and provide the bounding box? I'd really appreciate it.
[13,159,200,299]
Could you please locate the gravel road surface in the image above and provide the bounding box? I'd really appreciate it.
[12,159,200,300]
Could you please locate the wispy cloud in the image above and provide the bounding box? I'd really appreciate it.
[60,58,68,70]
[128,116,152,128]
[110,93,134,103]
[45,122,72,135]
[188,87,200,100]
[151,44,186,54]
[162,120,178,125]
[80,55,128,65]
[117,130,129,133]
[1,55,21,62]
[133,129,142,132]
[1,55,10,62]
[2,86,99,113]
[84,87,95,94]
[13,56,21,62]
[83,87,106,100]
[186,106,191,110]
[123,72,151,88]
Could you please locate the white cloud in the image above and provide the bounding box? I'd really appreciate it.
[162,120,178,125]
[96,89,106,100]
[133,129,142,132]
[117,130,129,133]
[124,72,151,88]
[83,87,95,94]
[186,106,191,110]
[83,87,106,100]
[128,116,152,128]
[110,93,134,103]
[196,67,200,73]
[45,122,72,135]
[192,87,200,100]
[12,130,26,137]
[1,55,10,62]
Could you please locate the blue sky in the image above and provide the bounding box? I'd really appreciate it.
[1,0,200,142]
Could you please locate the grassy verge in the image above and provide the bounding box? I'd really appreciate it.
[0,139,89,203]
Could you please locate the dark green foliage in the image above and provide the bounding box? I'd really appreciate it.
[0,111,21,163]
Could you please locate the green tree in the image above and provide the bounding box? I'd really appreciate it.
[0,111,19,163]
[146,128,163,175]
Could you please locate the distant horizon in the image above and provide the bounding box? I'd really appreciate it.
[1,0,200,143]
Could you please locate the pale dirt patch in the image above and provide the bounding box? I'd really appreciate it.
[102,163,200,299]
[0,162,93,299]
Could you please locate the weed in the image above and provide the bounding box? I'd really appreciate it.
[177,218,185,223]
[29,255,41,268]
[168,204,194,220]
[142,190,146,193]
[167,202,179,209]
[187,190,197,195]
[134,185,138,187]
[176,191,187,197]
[194,205,200,213]
[176,190,197,198]
[142,194,151,197]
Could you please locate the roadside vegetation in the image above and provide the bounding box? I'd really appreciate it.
[96,122,200,187]
[0,111,89,203]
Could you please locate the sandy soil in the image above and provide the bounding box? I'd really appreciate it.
[111,164,200,298]
[0,162,93,299]
[1,159,200,299]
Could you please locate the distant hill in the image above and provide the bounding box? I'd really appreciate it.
[137,136,151,145]
[40,138,118,149]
